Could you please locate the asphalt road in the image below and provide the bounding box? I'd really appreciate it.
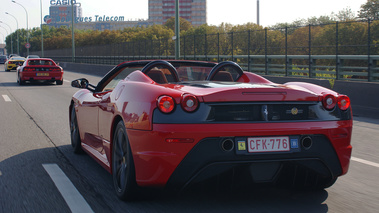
[0,64,378,213]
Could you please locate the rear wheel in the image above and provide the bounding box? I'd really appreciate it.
[70,106,83,154]
[56,80,63,85]
[316,177,337,189]
[112,120,139,201]
[18,74,25,85]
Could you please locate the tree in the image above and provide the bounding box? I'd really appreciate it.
[332,7,356,21]
[164,17,193,32]
[358,0,379,20]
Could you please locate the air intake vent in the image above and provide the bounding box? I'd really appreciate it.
[207,103,314,122]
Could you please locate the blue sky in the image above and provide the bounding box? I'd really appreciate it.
[0,0,368,42]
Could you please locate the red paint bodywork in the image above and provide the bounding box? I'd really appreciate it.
[70,61,353,188]
[17,58,63,82]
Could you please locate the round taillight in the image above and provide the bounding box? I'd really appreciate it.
[322,94,337,110]
[157,95,175,113]
[181,94,199,112]
[338,95,350,111]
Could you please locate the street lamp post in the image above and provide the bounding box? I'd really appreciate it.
[175,0,180,59]
[5,12,19,55]
[12,0,29,56]
[0,32,6,54]
[0,21,13,54]
[257,0,260,25]
[40,0,44,57]
[0,32,5,48]
[0,26,8,36]
[71,0,75,62]
[70,1,80,62]
[0,25,10,54]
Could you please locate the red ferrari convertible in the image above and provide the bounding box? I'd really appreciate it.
[69,60,352,200]
[17,58,64,85]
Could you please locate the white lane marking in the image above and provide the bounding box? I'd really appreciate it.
[43,164,94,213]
[64,79,70,83]
[2,95,11,102]
[352,157,379,168]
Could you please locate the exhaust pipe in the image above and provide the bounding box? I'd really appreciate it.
[221,139,234,152]
[301,136,313,150]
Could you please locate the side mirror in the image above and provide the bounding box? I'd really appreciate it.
[71,78,89,89]
[71,78,96,92]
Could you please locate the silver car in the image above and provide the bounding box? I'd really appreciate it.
[0,55,7,64]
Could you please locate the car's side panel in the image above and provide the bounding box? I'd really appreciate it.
[73,91,102,153]
[109,78,183,132]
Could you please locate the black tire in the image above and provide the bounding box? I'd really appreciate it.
[317,177,337,189]
[18,74,25,85]
[112,120,139,201]
[70,106,83,154]
[56,80,63,85]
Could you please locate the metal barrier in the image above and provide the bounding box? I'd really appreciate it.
[51,54,379,82]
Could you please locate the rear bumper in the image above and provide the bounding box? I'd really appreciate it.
[166,135,343,190]
[20,72,63,81]
[127,120,352,188]
[7,65,17,70]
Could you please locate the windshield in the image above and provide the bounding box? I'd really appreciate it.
[28,60,54,66]
[12,57,25,61]
[176,66,213,81]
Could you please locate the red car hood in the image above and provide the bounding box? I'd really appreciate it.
[165,82,320,102]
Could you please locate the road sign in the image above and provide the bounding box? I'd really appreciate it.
[25,43,31,49]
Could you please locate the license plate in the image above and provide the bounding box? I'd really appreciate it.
[247,136,290,153]
[37,73,49,76]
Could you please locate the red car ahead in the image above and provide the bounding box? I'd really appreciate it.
[17,58,64,85]
[69,60,352,200]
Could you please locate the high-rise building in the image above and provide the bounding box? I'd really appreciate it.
[149,0,207,26]
[48,4,82,28]
[45,0,207,31]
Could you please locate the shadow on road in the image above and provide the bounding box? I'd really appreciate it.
[0,144,330,213]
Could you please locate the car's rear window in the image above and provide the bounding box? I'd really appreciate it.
[28,60,54,66]
[12,57,25,60]
[176,66,213,81]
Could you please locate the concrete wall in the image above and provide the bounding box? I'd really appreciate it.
[61,62,379,119]
[60,62,115,77]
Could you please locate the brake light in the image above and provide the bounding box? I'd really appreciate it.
[51,67,62,72]
[338,95,350,111]
[157,95,175,113]
[322,94,337,110]
[181,94,199,112]
[24,67,36,71]
[8,61,13,64]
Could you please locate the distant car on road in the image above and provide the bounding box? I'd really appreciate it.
[0,55,7,64]
[26,55,40,59]
[8,54,19,58]
[16,58,64,85]
[69,60,353,201]
[5,56,26,71]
